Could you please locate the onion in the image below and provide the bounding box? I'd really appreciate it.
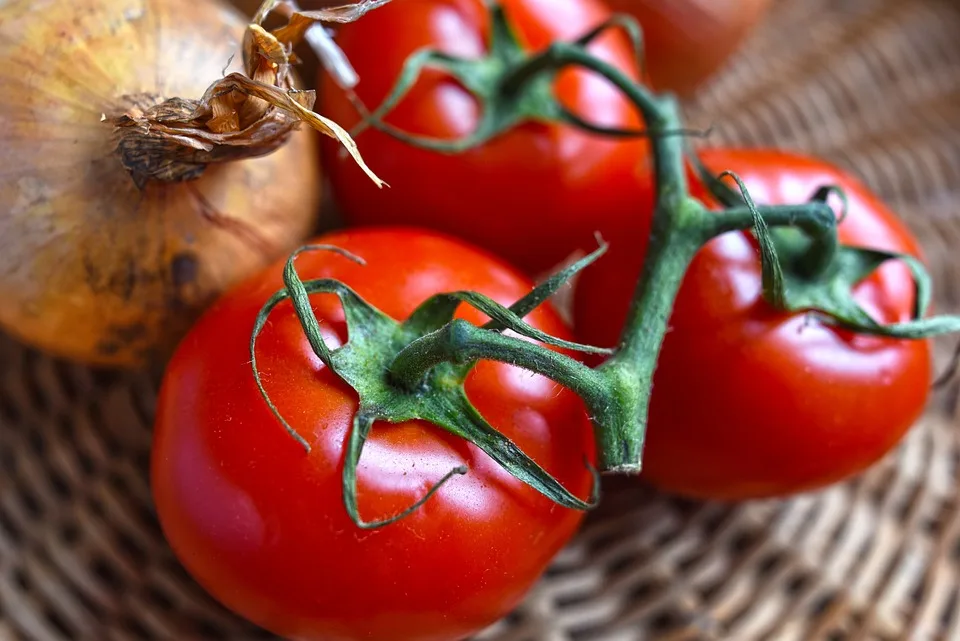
[0,0,382,367]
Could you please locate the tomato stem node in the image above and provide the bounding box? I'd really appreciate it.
[251,245,606,528]
[344,3,660,153]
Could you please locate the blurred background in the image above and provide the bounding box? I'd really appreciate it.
[2,1,960,640]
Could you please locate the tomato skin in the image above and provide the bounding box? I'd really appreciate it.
[573,149,932,500]
[151,228,595,641]
[605,0,772,95]
[317,0,650,274]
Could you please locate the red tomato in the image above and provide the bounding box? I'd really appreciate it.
[318,0,650,274]
[605,0,772,95]
[151,228,596,641]
[573,149,932,500]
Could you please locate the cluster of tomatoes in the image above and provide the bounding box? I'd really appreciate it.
[150,1,934,640]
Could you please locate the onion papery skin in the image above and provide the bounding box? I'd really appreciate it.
[0,0,322,367]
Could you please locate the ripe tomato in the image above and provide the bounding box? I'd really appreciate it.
[317,0,650,274]
[605,0,772,95]
[151,228,596,641]
[573,149,932,500]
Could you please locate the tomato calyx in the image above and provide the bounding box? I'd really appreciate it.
[694,157,960,341]
[250,244,609,528]
[343,2,659,152]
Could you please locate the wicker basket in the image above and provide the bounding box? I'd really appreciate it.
[3,0,960,639]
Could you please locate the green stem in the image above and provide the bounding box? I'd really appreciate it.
[588,199,840,470]
[388,318,653,473]
[390,319,610,410]
[713,203,839,278]
[711,203,836,237]
[553,65,702,469]
[544,43,688,209]
[525,45,841,469]
[376,26,849,475]
[500,40,689,208]
[592,200,710,470]
[387,43,845,473]
[614,208,711,363]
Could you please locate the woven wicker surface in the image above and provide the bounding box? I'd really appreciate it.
[3,0,960,639]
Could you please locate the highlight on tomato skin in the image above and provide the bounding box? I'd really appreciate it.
[150,227,596,641]
[316,0,654,275]
[573,148,932,500]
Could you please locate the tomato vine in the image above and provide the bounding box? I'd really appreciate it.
[241,4,960,522]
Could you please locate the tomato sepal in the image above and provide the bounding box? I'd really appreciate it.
[403,242,612,337]
[250,244,607,528]
[764,239,960,339]
[343,2,654,153]
[700,163,960,342]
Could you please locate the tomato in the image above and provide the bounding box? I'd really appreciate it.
[317,0,650,274]
[573,149,932,500]
[605,0,772,95]
[151,227,596,641]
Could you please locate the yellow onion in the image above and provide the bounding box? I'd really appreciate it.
[0,0,381,367]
